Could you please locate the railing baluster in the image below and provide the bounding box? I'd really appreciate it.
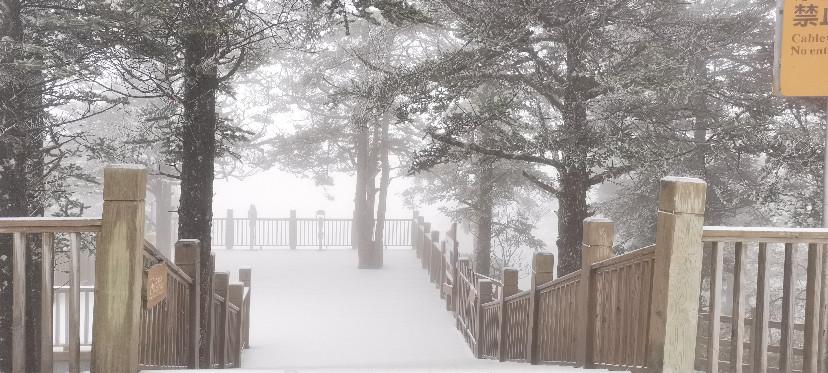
[12,232,27,373]
[753,242,769,373]
[780,243,795,373]
[731,241,745,373]
[804,243,823,373]
[708,241,723,373]
[40,232,54,373]
[69,232,81,373]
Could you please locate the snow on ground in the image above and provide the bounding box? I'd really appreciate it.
[157,249,616,372]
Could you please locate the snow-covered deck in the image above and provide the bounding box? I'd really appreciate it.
[156,249,613,372]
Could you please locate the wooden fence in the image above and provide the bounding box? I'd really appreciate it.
[695,229,828,373]
[0,165,252,373]
[211,210,412,249]
[413,176,828,373]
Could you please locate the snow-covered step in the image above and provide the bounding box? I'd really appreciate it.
[165,249,621,373]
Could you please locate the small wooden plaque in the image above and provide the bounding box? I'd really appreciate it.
[144,263,168,309]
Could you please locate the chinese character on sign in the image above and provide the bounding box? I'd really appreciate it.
[794,2,820,26]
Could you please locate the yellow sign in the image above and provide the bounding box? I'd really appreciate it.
[778,0,828,96]
[143,264,168,309]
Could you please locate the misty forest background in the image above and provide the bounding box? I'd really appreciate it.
[1,0,827,369]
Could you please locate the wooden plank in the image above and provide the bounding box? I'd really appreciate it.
[40,233,54,373]
[605,268,615,365]
[731,242,745,373]
[622,264,634,367]
[630,262,641,365]
[702,226,828,243]
[497,296,507,362]
[69,233,81,373]
[708,241,723,373]
[753,242,769,373]
[475,279,492,358]
[639,260,653,367]
[0,217,102,233]
[12,232,27,373]
[803,243,822,373]
[779,243,795,373]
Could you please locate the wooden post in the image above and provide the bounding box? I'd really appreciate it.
[646,177,707,373]
[431,231,440,285]
[449,224,459,312]
[416,217,425,260]
[225,209,234,250]
[440,240,448,298]
[422,222,431,270]
[175,239,201,368]
[248,204,257,250]
[289,210,297,250]
[575,217,615,368]
[412,211,419,251]
[239,268,252,349]
[498,268,519,362]
[156,179,172,256]
[527,253,555,364]
[228,283,245,368]
[91,165,148,373]
[213,272,229,368]
[456,257,470,329]
[475,279,493,358]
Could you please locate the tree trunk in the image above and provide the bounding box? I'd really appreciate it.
[474,159,494,276]
[555,168,590,275]
[0,1,46,369]
[179,4,219,365]
[690,54,722,225]
[555,43,593,276]
[373,116,391,265]
[354,119,379,268]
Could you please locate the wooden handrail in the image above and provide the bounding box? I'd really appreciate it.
[590,244,655,271]
[535,269,580,292]
[703,226,828,243]
[142,240,194,285]
[0,217,102,233]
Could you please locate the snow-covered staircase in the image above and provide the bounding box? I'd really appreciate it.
[153,249,613,372]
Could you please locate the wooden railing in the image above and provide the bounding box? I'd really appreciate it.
[207,271,249,369]
[53,286,95,349]
[696,227,828,373]
[412,178,828,373]
[212,211,412,249]
[0,217,102,373]
[589,244,655,370]
[536,270,580,364]
[138,241,197,370]
[414,214,665,370]
[1,165,253,373]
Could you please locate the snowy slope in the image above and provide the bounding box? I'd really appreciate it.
[155,249,616,372]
